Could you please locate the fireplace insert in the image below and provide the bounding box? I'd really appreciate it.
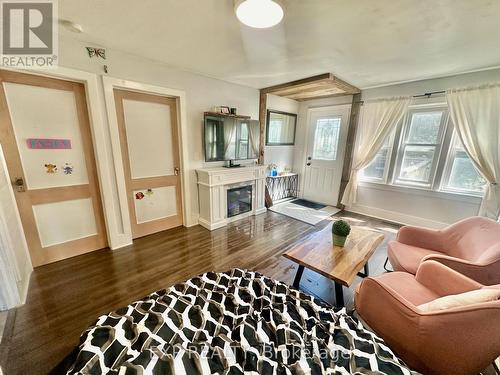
[227,185,252,218]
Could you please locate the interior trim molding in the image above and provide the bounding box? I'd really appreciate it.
[346,204,450,229]
[2,67,133,250]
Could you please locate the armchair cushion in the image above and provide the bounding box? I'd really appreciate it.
[418,288,500,312]
[387,240,440,274]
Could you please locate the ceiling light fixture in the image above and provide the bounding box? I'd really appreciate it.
[235,0,284,29]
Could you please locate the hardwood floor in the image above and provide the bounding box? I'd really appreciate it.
[0,210,399,375]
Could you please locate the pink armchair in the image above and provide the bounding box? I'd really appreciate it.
[355,260,500,375]
[387,216,500,285]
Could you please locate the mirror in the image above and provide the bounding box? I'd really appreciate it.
[266,110,297,146]
[204,116,260,161]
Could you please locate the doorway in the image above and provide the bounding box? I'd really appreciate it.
[0,70,107,267]
[114,89,183,239]
[302,105,351,206]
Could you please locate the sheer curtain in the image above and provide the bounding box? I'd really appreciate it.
[341,97,411,206]
[446,85,500,219]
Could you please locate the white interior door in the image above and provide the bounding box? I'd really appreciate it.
[302,105,351,206]
[114,89,183,239]
[0,70,107,266]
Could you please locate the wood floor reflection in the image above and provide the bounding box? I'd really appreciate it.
[1,210,398,374]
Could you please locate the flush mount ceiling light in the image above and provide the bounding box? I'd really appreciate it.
[235,0,284,28]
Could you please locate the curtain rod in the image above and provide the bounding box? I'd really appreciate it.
[355,90,446,105]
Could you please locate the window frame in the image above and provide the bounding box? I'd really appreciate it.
[440,130,486,197]
[392,106,450,188]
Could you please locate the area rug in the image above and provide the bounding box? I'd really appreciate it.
[269,200,340,225]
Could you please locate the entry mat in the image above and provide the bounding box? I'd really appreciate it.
[291,199,327,210]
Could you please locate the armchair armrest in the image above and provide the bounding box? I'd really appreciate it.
[355,276,423,370]
[422,254,500,286]
[415,260,482,296]
[396,225,446,252]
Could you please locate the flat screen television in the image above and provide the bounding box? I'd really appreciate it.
[204,114,260,162]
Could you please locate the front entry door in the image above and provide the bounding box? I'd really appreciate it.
[0,70,107,267]
[302,105,351,206]
[114,90,183,239]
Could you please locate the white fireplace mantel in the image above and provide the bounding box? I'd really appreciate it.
[196,165,267,230]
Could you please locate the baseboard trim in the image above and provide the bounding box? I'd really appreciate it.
[346,204,450,229]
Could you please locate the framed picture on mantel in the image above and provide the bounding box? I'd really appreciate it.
[266,110,297,146]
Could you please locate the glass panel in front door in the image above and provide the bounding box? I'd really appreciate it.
[312,117,341,161]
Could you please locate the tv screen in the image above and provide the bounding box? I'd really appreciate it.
[204,115,260,162]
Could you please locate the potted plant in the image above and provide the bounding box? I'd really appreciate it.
[332,220,351,247]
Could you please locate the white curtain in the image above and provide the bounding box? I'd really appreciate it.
[341,97,411,206]
[446,85,500,219]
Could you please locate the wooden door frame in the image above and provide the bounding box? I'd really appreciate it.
[0,67,127,251]
[0,70,108,266]
[0,69,191,254]
[101,77,191,241]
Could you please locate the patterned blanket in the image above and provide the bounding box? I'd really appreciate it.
[67,269,418,374]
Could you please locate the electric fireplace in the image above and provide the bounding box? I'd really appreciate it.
[227,185,252,218]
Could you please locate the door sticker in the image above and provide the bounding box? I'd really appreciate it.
[44,163,57,173]
[62,163,73,175]
[27,138,71,149]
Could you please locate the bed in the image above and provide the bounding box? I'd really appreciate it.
[65,269,418,374]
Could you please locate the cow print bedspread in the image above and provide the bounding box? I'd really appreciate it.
[67,269,418,374]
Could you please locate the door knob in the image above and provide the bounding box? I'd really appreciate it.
[174,167,180,176]
[13,177,25,192]
[306,162,311,166]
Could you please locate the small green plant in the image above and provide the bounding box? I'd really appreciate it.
[332,220,351,237]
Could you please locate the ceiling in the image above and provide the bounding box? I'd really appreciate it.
[59,0,500,90]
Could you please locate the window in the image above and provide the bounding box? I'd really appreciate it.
[394,109,447,187]
[360,135,393,182]
[442,133,486,194]
[359,103,486,197]
[312,117,341,160]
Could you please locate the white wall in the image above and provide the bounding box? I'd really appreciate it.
[0,145,32,310]
[263,94,299,172]
[58,37,260,226]
[348,68,500,228]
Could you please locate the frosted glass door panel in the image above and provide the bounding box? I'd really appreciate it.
[133,186,177,224]
[123,99,174,179]
[3,82,89,189]
[32,198,98,248]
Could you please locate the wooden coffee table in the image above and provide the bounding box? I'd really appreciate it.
[283,225,384,307]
